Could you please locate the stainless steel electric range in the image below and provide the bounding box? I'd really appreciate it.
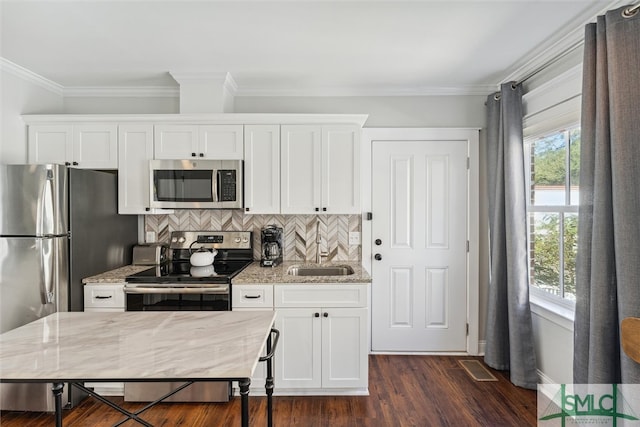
[125,231,252,312]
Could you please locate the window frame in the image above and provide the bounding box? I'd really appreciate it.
[524,126,580,311]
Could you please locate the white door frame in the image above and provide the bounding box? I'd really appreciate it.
[361,128,480,355]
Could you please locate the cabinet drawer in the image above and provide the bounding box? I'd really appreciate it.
[84,283,125,310]
[232,285,274,309]
[275,284,368,308]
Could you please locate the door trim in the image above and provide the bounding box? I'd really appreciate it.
[361,128,480,355]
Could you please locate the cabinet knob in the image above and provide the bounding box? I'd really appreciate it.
[191,152,196,157]
[374,253,382,261]
[199,153,204,157]
[375,239,382,246]
[322,207,327,212]
[314,312,320,318]
[315,207,319,212]
[323,312,329,318]
[245,207,250,212]
[72,162,79,166]
[145,207,151,212]
[64,162,71,166]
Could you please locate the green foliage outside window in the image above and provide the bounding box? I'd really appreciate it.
[528,128,580,300]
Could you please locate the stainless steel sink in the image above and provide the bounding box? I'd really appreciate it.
[287,265,355,276]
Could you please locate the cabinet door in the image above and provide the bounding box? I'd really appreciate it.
[322,126,360,213]
[244,125,280,214]
[73,124,118,169]
[28,125,73,165]
[199,125,243,159]
[322,307,368,388]
[281,125,322,214]
[275,308,322,388]
[154,125,199,159]
[118,124,154,214]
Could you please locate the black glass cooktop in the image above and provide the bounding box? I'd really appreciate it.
[126,260,252,284]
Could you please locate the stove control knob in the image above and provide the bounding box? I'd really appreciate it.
[234,237,241,243]
[178,237,186,243]
[242,237,249,243]
[171,237,177,243]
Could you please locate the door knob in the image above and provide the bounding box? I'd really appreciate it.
[375,239,382,246]
[374,253,382,261]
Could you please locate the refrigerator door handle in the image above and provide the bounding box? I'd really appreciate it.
[39,238,55,305]
[39,167,55,236]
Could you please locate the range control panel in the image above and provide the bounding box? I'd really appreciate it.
[169,231,252,250]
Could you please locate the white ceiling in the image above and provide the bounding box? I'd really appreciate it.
[0,0,624,96]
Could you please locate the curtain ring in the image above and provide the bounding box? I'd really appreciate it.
[622,4,639,18]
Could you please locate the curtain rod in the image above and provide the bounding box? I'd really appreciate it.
[513,2,639,87]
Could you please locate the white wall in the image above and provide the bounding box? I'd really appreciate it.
[0,66,64,163]
[63,96,178,114]
[235,95,486,128]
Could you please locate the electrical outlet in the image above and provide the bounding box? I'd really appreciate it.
[145,231,156,243]
[348,232,361,246]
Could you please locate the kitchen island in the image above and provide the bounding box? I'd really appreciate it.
[0,311,278,427]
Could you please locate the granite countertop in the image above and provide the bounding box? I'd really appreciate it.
[83,261,371,285]
[0,311,276,381]
[82,265,152,284]
[233,261,371,284]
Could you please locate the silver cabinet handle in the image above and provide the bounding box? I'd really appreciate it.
[95,295,113,299]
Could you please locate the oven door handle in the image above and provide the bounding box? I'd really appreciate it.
[124,285,229,294]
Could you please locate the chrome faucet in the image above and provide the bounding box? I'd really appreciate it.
[315,220,329,264]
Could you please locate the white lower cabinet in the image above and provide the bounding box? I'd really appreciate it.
[83,283,125,395]
[274,284,369,394]
[232,284,274,394]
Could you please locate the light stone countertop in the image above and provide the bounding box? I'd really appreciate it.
[82,261,371,285]
[233,261,371,284]
[0,311,276,381]
[82,265,153,284]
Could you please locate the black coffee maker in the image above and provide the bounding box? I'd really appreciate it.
[261,225,283,267]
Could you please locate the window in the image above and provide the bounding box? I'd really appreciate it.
[525,126,580,301]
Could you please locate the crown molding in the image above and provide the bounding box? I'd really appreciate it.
[235,84,496,97]
[21,113,370,127]
[0,57,64,96]
[500,0,630,84]
[63,86,179,98]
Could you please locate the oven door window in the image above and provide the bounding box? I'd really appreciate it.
[154,170,213,202]
[126,292,229,311]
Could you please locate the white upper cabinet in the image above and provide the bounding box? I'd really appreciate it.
[281,125,360,214]
[154,124,243,159]
[28,124,118,169]
[117,124,153,214]
[243,125,281,214]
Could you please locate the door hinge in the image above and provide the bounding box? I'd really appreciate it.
[366,212,373,221]
[466,323,469,335]
[467,157,470,169]
[466,240,469,252]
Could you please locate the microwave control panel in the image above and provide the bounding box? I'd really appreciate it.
[218,170,237,201]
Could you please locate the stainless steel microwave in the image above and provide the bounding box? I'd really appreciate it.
[149,160,243,209]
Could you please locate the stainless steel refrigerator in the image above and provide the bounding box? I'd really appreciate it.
[0,164,138,411]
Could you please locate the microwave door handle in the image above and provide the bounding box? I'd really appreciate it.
[212,170,219,202]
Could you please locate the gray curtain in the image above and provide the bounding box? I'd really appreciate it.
[574,5,640,384]
[485,82,538,389]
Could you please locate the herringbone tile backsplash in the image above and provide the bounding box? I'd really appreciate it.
[145,210,361,262]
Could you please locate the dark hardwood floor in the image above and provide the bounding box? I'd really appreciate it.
[1,355,537,426]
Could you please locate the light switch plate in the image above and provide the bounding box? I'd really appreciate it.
[145,231,156,243]
[348,232,361,245]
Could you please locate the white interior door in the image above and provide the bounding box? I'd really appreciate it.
[371,140,468,352]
